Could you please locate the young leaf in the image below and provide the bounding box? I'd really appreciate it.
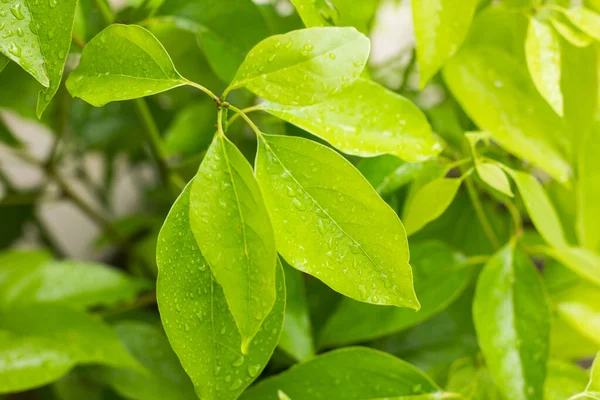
[156,183,285,400]
[549,14,593,47]
[92,321,197,400]
[473,243,550,400]
[0,259,150,311]
[504,169,568,248]
[403,177,463,236]
[525,18,563,116]
[476,162,514,197]
[577,129,600,253]
[544,361,589,400]
[412,0,479,88]
[189,134,277,351]
[0,330,75,394]
[279,262,315,362]
[255,134,419,309]
[67,24,186,107]
[260,79,441,162]
[564,7,600,41]
[156,0,269,83]
[227,27,370,105]
[444,46,572,183]
[319,241,470,347]
[0,304,140,370]
[240,347,444,400]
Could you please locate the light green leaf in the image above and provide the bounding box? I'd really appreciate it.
[261,79,440,162]
[0,330,75,394]
[279,262,314,362]
[446,357,505,400]
[0,304,140,369]
[412,0,479,88]
[476,162,514,197]
[589,352,600,391]
[525,18,563,116]
[403,177,463,236]
[319,242,470,347]
[156,0,269,83]
[156,183,285,400]
[0,0,77,116]
[92,321,197,400]
[0,258,150,311]
[67,24,186,107]
[240,347,443,400]
[443,46,572,183]
[543,246,600,287]
[0,250,51,284]
[503,169,568,248]
[290,0,337,27]
[227,27,370,105]
[0,55,8,73]
[189,134,277,351]
[577,128,600,253]
[549,14,593,47]
[255,134,418,309]
[473,243,550,400]
[565,7,600,41]
[544,360,589,400]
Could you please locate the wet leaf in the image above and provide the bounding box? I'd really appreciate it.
[255,134,418,309]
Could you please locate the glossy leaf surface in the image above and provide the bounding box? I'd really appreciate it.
[240,347,443,400]
[261,79,440,162]
[189,134,277,350]
[473,243,550,400]
[255,134,418,309]
[67,24,186,107]
[228,27,370,105]
[412,0,479,87]
[156,183,285,400]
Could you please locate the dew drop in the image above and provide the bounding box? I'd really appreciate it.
[248,364,261,378]
[10,3,25,20]
[292,197,306,211]
[229,378,243,391]
[232,355,245,367]
[329,53,336,60]
[48,0,58,8]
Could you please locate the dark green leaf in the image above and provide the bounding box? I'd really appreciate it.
[255,134,418,309]
[189,134,277,351]
[156,183,285,400]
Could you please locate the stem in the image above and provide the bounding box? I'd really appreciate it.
[465,255,490,265]
[185,80,222,104]
[226,105,261,126]
[504,200,524,238]
[134,99,171,180]
[465,176,501,249]
[227,104,263,137]
[93,0,114,25]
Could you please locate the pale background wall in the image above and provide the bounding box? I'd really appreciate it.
[0,0,414,260]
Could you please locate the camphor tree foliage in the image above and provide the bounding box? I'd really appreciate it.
[0,0,600,398]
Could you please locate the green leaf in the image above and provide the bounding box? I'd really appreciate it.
[0,330,75,394]
[163,100,216,157]
[0,55,8,73]
[358,156,434,195]
[156,183,286,400]
[227,27,370,105]
[503,169,568,248]
[52,370,105,400]
[66,24,186,107]
[0,304,140,369]
[589,352,600,391]
[443,46,572,183]
[0,258,150,311]
[255,134,418,309]
[577,128,600,253]
[291,0,380,34]
[564,7,600,41]
[0,119,22,148]
[279,262,315,362]
[260,79,440,162]
[189,134,277,351]
[476,162,514,197]
[543,246,600,288]
[473,243,550,400]
[544,360,589,400]
[446,357,505,400]
[412,0,479,88]
[156,0,269,83]
[525,18,563,116]
[319,241,470,347]
[403,177,463,236]
[290,0,338,27]
[549,13,593,47]
[92,321,197,400]
[240,347,443,400]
